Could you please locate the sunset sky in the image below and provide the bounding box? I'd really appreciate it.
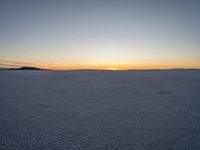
[0,0,200,70]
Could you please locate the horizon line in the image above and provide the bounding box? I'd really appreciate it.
[1,66,200,71]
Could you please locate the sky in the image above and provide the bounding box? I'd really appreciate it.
[0,0,200,70]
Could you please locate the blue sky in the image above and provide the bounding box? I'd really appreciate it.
[0,0,200,69]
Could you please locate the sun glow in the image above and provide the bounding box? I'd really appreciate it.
[2,59,200,70]
[107,68,118,71]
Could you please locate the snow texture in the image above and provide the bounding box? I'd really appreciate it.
[1,70,200,150]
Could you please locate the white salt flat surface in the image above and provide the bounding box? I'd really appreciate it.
[1,70,200,150]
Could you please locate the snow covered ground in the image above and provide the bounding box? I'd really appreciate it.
[1,70,200,150]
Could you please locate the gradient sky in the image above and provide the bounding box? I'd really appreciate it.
[0,0,200,70]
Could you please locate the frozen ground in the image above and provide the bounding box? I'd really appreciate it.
[1,70,200,150]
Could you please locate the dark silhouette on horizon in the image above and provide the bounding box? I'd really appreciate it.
[9,66,49,70]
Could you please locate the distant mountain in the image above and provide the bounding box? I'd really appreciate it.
[9,66,49,70]
[0,68,9,70]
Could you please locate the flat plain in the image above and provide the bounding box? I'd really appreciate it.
[1,70,200,150]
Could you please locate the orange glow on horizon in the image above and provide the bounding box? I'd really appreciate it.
[106,68,118,71]
[2,59,199,70]
[31,63,200,70]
